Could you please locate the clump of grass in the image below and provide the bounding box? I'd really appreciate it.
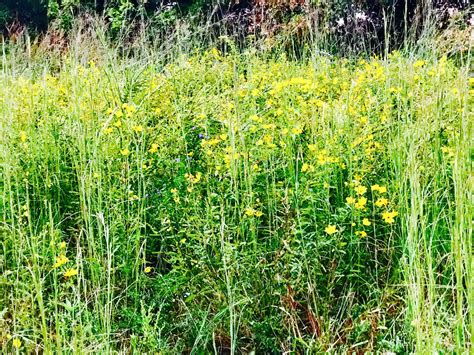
[0,30,472,353]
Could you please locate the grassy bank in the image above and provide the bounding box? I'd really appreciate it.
[0,41,472,352]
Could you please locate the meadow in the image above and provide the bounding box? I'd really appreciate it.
[0,29,472,353]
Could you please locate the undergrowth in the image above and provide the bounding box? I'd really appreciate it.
[0,33,472,353]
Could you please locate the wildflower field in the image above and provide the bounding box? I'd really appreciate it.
[0,39,472,352]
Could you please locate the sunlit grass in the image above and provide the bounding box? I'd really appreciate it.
[0,38,472,353]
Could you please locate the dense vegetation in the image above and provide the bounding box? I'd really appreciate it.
[2,0,471,53]
[0,2,472,354]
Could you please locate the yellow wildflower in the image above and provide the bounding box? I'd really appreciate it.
[149,143,158,153]
[346,196,356,205]
[362,218,371,226]
[355,230,367,238]
[132,125,144,133]
[53,254,69,268]
[382,211,398,224]
[64,268,78,278]
[59,241,67,249]
[355,185,367,195]
[355,197,367,210]
[325,225,338,235]
[292,127,303,135]
[301,163,310,173]
[413,60,425,68]
[375,198,389,207]
[19,131,27,142]
[372,184,387,193]
[245,208,255,217]
[249,114,262,123]
[12,338,22,349]
[317,154,327,165]
[144,266,152,273]
[120,148,130,156]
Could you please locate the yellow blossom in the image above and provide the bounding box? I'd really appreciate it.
[355,185,367,195]
[346,196,356,205]
[372,184,387,193]
[249,114,262,123]
[59,241,67,249]
[144,266,152,273]
[292,127,303,135]
[355,230,367,238]
[148,143,158,153]
[375,198,389,207]
[325,224,338,235]
[19,131,27,142]
[64,268,78,278]
[414,60,425,68]
[362,218,371,226]
[245,208,255,217]
[132,125,144,133]
[53,254,69,268]
[382,211,398,224]
[355,197,367,210]
[120,148,130,156]
[12,338,22,349]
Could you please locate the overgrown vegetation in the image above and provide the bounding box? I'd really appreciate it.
[0,4,472,354]
[2,1,472,54]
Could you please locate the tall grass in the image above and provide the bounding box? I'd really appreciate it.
[0,22,472,353]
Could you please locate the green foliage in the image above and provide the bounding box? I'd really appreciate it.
[107,0,134,32]
[0,4,11,29]
[0,33,471,353]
